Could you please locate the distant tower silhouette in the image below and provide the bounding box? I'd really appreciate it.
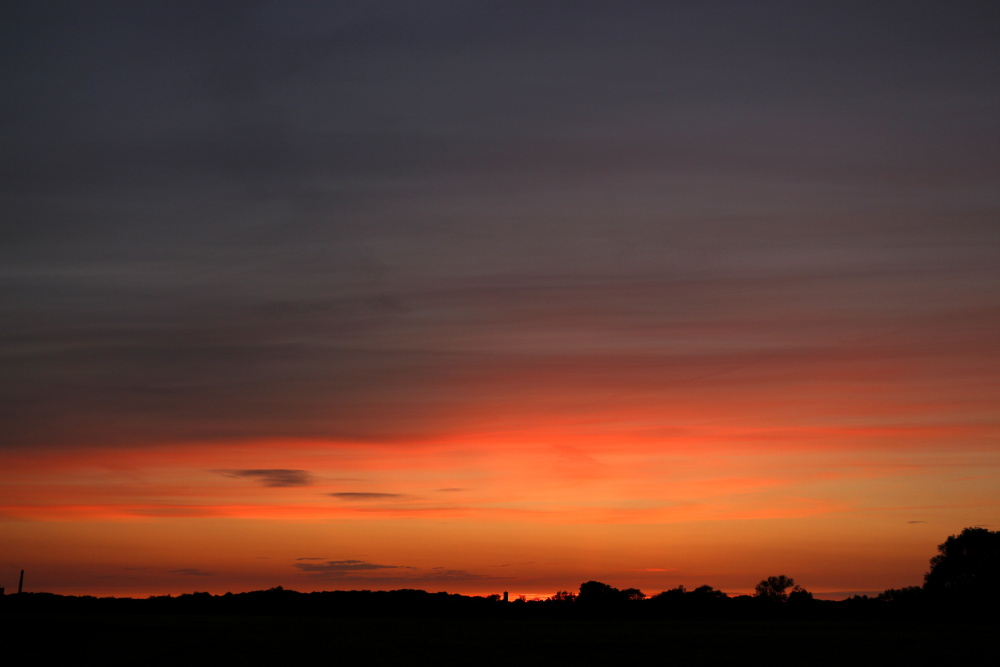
[18,570,24,594]
[503,591,508,602]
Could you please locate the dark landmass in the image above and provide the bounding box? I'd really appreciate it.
[0,583,991,620]
[3,585,995,666]
[4,528,995,664]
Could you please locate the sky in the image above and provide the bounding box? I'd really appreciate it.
[2,1,999,600]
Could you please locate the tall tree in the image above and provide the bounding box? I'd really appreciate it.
[754,575,796,601]
[924,527,1000,600]
[577,580,623,604]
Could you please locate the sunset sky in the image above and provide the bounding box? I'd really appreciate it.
[3,1,998,600]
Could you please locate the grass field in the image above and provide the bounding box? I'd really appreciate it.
[4,612,994,666]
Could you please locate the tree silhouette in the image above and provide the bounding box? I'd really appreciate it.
[786,586,814,603]
[689,584,728,601]
[621,587,645,601]
[577,580,623,604]
[877,586,923,603]
[550,590,577,602]
[923,526,1000,600]
[754,575,796,601]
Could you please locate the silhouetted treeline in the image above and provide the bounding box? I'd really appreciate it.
[0,587,505,618]
[4,528,995,621]
[1,584,992,622]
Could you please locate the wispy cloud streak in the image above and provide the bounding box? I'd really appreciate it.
[212,469,313,487]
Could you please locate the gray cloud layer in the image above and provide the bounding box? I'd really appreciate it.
[329,492,403,500]
[2,3,998,449]
[292,559,506,584]
[293,559,413,573]
[213,469,313,487]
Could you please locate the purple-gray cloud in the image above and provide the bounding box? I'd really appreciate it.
[170,568,214,577]
[293,559,413,573]
[292,560,509,584]
[424,569,508,582]
[329,492,403,500]
[213,469,313,487]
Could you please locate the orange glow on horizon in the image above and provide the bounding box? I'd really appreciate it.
[4,413,997,600]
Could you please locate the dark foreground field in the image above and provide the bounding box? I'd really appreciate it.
[4,612,994,666]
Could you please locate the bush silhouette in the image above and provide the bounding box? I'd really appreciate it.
[923,527,1000,601]
[754,575,795,601]
[753,575,812,603]
[577,580,623,604]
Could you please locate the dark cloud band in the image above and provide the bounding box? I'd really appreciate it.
[213,469,312,487]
